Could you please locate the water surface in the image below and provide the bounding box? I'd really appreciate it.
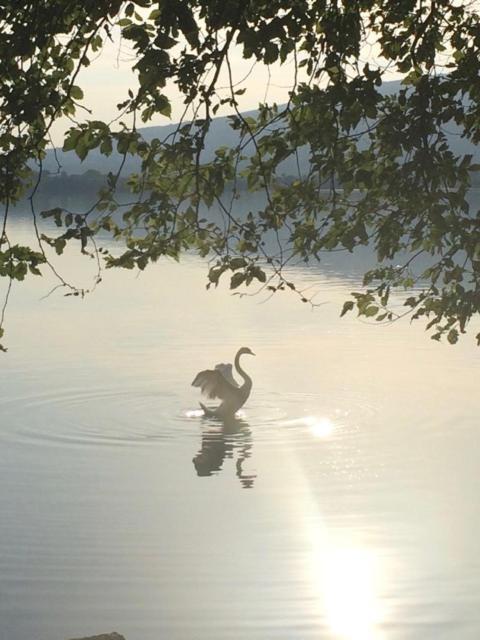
[0,213,479,640]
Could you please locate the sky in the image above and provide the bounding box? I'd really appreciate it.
[51,27,301,145]
[51,24,404,146]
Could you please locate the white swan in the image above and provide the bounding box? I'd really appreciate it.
[192,347,255,419]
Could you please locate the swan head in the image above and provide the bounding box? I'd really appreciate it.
[238,346,255,357]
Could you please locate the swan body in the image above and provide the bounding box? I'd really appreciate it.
[192,347,255,419]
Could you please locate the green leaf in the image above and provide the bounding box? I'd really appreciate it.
[229,257,247,270]
[70,85,84,100]
[340,300,354,317]
[253,267,267,283]
[230,272,245,289]
[364,305,379,317]
[54,238,66,255]
[100,138,113,155]
[447,328,459,344]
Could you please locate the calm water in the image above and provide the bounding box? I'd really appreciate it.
[0,213,479,640]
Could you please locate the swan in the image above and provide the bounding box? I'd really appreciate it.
[192,347,255,419]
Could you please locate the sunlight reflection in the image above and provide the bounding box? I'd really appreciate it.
[306,416,334,439]
[295,447,390,640]
[322,547,384,640]
[307,534,386,640]
[282,415,335,438]
[185,408,248,419]
[185,409,205,418]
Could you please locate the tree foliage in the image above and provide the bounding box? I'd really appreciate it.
[1,0,480,349]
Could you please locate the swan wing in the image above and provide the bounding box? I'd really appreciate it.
[214,363,239,388]
[191,368,239,400]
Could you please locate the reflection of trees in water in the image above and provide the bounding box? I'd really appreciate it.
[192,418,256,489]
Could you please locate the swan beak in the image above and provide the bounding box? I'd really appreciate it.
[250,350,256,356]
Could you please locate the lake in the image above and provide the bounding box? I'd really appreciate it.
[0,210,479,640]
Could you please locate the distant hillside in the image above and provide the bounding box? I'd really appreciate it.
[43,112,252,175]
[42,79,479,176]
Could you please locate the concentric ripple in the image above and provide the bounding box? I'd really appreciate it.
[0,385,189,448]
[242,389,380,450]
[0,378,381,457]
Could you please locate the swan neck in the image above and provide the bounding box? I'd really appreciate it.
[235,351,251,388]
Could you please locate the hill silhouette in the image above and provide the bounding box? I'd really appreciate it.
[38,80,479,190]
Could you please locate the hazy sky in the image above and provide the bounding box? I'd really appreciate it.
[51,25,403,146]
[51,28,300,144]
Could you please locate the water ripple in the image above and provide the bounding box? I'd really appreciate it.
[0,385,186,449]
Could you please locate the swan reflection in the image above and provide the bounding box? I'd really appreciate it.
[192,417,256,488]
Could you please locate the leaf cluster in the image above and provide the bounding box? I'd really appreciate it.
[0,0,480,346]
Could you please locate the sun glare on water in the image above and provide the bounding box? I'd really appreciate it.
[281,415,335,438]
[306,526,386,640]
[298,430,387,639]
[305,415,335,439]
[321,547,385,640]
[185,409,205,418]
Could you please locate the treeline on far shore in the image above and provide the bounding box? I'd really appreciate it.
[24,167,480,202]
[29,169,130,198]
